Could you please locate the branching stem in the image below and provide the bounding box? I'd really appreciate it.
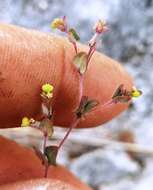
[58,118,79,150]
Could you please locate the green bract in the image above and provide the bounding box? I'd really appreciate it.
[44,145,58,166]
[73,52,88,74]
[68,28,80,41]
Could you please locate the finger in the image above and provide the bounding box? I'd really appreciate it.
[0,179,79,190]
[0,136,92,190]
[0,24,133,128]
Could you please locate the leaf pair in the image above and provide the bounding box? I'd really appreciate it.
[76,96,99,118]
[112,84,131,103]
[34,145,58,167]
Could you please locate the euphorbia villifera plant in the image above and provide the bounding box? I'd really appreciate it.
[21,16,142,177]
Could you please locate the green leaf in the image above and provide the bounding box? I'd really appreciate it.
[76,96,99,117]
[76,96,88,118]
[73,52,88,74]
[39,118,54,138]
[112,84,124,99]
[84,99,99,113]
[44,145,58,166]
[69,28,80,41]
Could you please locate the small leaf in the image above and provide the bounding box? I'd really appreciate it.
[39,118,54,138]
[73,52,88,74]
[44,145,58,166]
[68,28,80,41]
[76,96,88,118]
[112,84,124,99]
[33,147,47,165]
[76,96,99,117]
[84,99,99,113]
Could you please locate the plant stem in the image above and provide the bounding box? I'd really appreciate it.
[58,68,84,151]
[89,99,115,114]
[58,118,79,150]
[72,41,78,54]
[43,132,48,153]
[79,75,84,102]
[87,43,96,65]
[44,163,49,178]
[87,45,96,64]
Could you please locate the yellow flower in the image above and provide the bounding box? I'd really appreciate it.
[42,83,53,93]
[42,83,54,99]
[21,117,30,127]
[131,87,142,98]
[51,18,65,31]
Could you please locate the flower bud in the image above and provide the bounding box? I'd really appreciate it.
[94,19,108,34]
[51,18,66,32]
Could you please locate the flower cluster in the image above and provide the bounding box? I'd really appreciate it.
[51,16,80,53]
[21,83,55,177]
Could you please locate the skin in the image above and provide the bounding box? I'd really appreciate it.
[0,179,81,190]
[0,23,133,129]
[0,136,92,190]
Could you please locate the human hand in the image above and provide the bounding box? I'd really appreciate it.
[0,24,133,128]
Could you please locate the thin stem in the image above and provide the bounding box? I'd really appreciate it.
[44,163,49,178]
[79,75,84,102]
[43,132,48,153]
[58,118,79,150]
[87,43,96,66]
[72,41,78,54]
[87,99,115,115]
[57,68,84,150]
[87,45,96,65]
[30,125,48,152]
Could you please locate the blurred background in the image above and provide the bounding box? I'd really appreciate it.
[0,0,153,189]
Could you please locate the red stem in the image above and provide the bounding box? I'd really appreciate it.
[58,118,79,150]
[73,42,78,54]
[87,46,96,65]
[43,132,48,153]
[58,70,84,151]
[89,99,115,114]
[44,163,49,178]
[79,75,84,102]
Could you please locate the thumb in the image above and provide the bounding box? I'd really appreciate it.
[0,24,133,128]
[0,136,92,190]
